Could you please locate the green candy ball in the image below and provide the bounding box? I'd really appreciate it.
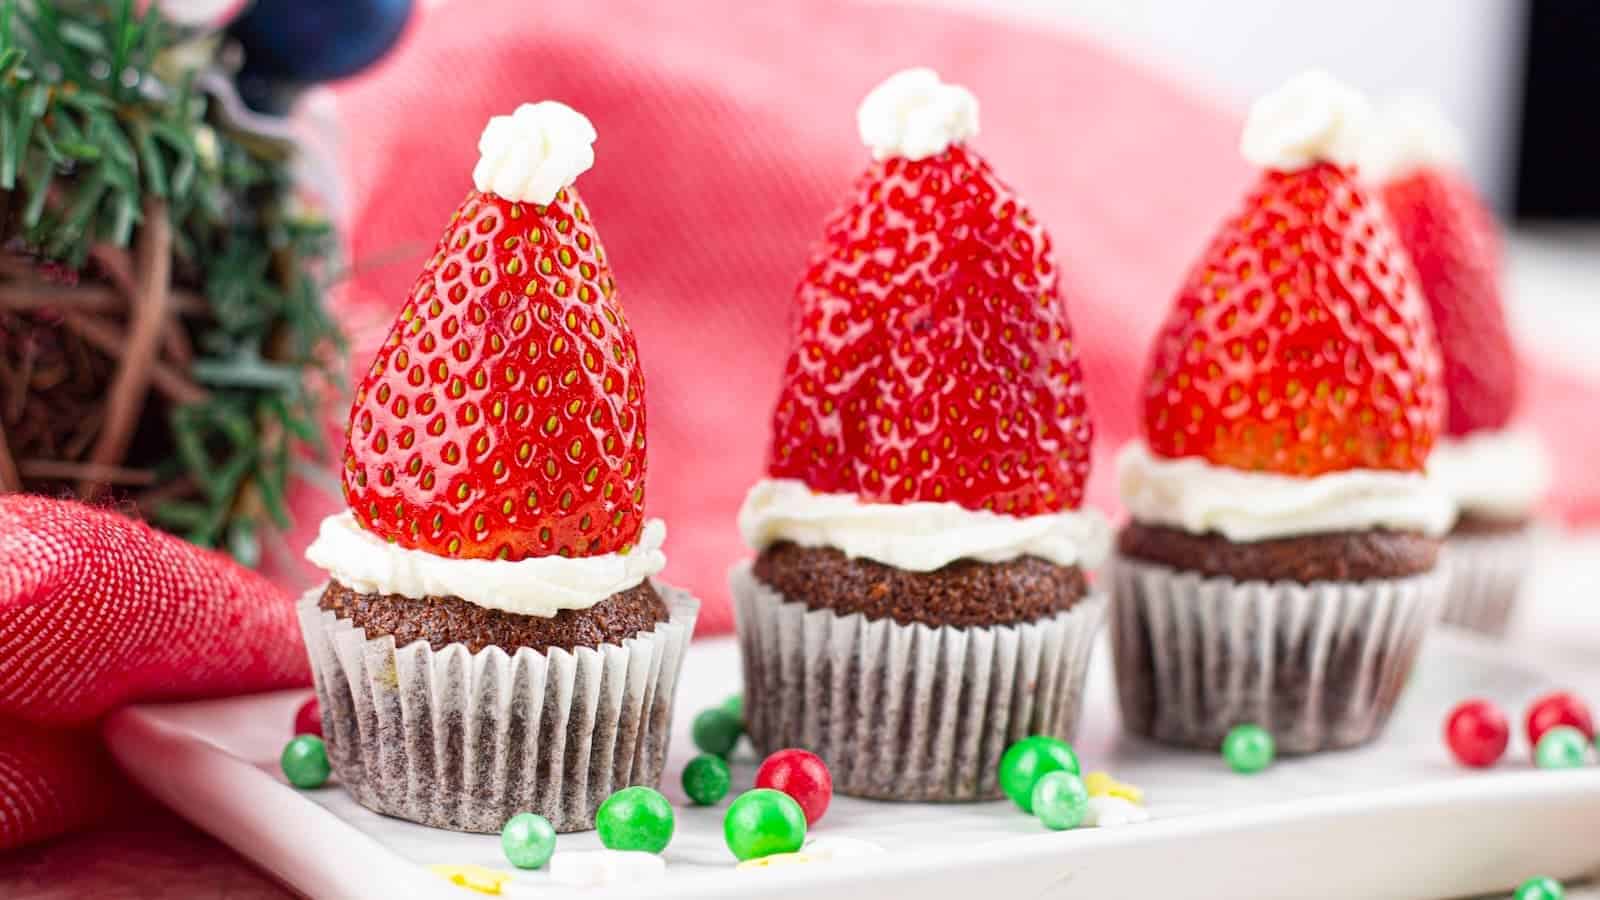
[722,694,744,720]
[693,707,743,757]
[682,754,732,806]
[1515,876,1566,900]
[1222,724,1275,774]
[998,736,1080,812]
[1535,726,1589,769]
[1030,771,1090,831]
[500,813,556,869]
[280,735,330,789]
[723,788,806,861]
[596,786,675,854]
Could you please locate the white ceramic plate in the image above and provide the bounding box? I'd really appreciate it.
[105,629,1600,899]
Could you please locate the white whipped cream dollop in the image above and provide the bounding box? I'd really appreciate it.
[856,67,979,162]
[1117,442,1454,542]
[472,101,597,205]
[1240,70,1372,171]
[305,511,666,616]
[1359,96,1468,184]
[1429,427,1550,519]
[738,478,1111,572]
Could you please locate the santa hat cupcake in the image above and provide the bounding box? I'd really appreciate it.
[1363,98,1550,636]
[732,68,1110,801]
[1110,72,1453,753]
[300,102,698,833]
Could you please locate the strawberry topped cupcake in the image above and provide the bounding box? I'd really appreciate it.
[1363,99,1550,635]
[1111,72,1453,753]
[301,102,698,833]
[734,69,1111,802]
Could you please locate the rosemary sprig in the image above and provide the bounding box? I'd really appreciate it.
[0,0,343,561]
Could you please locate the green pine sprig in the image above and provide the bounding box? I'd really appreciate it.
[0,0,343,563]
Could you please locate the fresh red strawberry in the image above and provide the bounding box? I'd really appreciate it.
[765,144,1092,515]
[342,188,647,560]
[1380,168,1518,436]
[1141,162,1443,476]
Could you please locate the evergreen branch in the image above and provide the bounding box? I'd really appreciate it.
[0,0,343,561]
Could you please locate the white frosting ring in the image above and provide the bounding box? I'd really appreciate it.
[1117,442,1454,542]
[1428,427,1549,519]
[305,512,666,616]
[738,478,1110,572]
[1239,70,1372,171]
[856,67,979,162]
[472,101,597,205]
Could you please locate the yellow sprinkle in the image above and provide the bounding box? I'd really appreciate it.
[737,853,814,870]
[427,864,509,894]
[1084,771,1143,805]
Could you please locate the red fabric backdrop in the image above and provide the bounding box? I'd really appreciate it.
[271,0,1256,634]
[0,496,307,851]
[1,0,1593,859]
[276,0,1594,632]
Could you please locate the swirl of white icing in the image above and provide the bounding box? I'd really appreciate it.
[472,101,597,205]
[856,67,979,162]
[305,512,666,616]
[1360,96,1469,184]
[1240,70,1372,171]
[1117,442,1454,541]
[738,478,1110,572]
[1429,427,1549,519]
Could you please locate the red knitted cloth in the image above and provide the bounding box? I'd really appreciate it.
[0,496,308,849]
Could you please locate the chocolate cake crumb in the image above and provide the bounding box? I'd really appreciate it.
[318,580,668,653]
[1117,522,1439,583]
[751,542,1088,628]
[1449,511,1532,538]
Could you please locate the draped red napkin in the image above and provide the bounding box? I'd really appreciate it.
[0,495,307,850]
[2,0,1594,856]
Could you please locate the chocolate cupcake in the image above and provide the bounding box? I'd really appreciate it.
[732,69,1110,802]
[1365,99,1550,636]
[1108,73,1453,755]
[315,576,669,655]
[1425,432,1548,635]
[300,102,697,833]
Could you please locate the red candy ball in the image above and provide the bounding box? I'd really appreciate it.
[294,697,323,738]
[755,749,832,826]
[1525,691,1594,748]
[1445,699,1509,768]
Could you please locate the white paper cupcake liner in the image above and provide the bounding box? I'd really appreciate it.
[1108,555,1445,754]
[298,582,699,833]
[730,561,1104,802]
[1439,529,1536,637]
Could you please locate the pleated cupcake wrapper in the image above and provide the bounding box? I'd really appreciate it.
[1108,555,1445,754]
[1439,529,1536,637]
[730,561,1104,803]
[298,582,699,833]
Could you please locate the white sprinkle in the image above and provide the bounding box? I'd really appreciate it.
[547,850,665,887]
[803,836,887,860]
[1086,796,1150,827]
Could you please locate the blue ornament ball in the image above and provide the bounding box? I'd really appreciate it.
[230,0,413,111]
